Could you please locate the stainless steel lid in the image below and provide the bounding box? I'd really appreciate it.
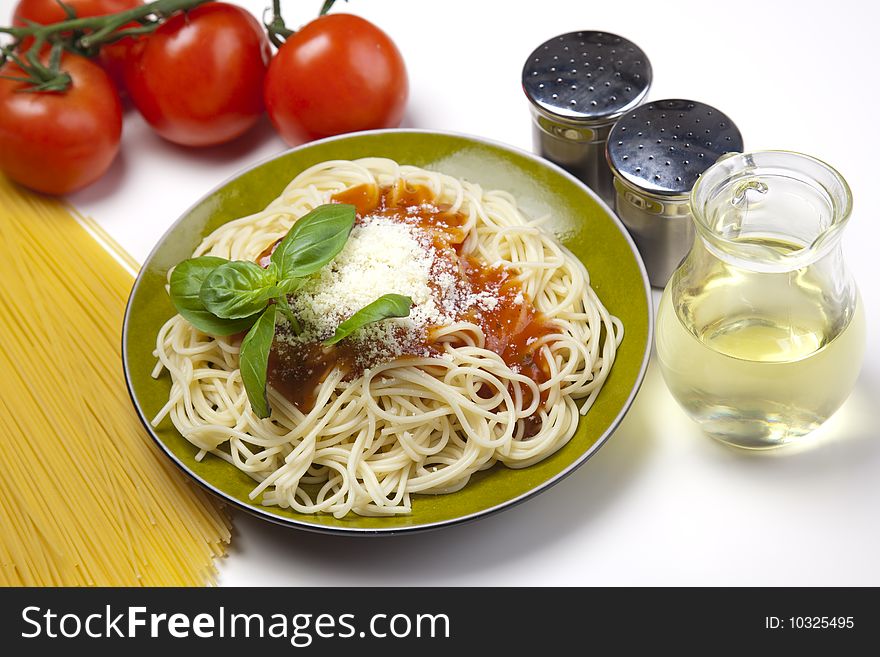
[522,31,652,124]
[607,99,744,196]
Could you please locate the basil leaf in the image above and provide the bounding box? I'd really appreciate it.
[271,203,356,280]
[274,295,302,334]
[240,305,277,419]
[200,260,280,319]
[169,256,260,336]
[277,277,302,295]
[324,294,413,346]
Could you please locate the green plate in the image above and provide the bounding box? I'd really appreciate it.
[123,130,652,535]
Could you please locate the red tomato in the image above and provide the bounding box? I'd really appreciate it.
[125,2,270,147]
[0,53,122,195]
[264,13,408,145]
[12,0,142,22]
[96,30,144,91]
[12,0,144,91]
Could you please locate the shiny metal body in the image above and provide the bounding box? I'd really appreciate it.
[606,100,744,287]
[522,31,652,206]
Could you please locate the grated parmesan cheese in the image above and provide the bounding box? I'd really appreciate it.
[279,207,516,368]
[289,215,440,341]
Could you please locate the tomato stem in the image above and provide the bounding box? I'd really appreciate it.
[0,0,210,92]
[319,0,344,16]
[264,0,293,49]
[264,0,348,49]
[56,1,78,21]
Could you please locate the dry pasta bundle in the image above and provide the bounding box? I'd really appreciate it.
[0,175,231,586]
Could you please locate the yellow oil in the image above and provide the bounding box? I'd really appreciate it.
[656,251,865,448]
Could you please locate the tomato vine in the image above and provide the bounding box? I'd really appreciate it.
[263,0,345,47]
[0,0,210,90]
[1,0,353,91]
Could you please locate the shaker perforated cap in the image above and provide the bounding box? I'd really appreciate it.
[607,100,744,196]
[522,31,652,123]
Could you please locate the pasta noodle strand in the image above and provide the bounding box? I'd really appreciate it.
[0,176,231,586]
[154,159,623,518]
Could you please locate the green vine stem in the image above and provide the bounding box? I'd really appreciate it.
[319,0,345,15]
[264,0,293,49]
[264,0,346,48]
[1,0,351,92]
[0,0,209,91]
[1,0,208,47]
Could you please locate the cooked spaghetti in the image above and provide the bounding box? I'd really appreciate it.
[153,159,622,517]
[0,176,230,586]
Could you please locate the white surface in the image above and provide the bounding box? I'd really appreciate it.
[5,0,876,585]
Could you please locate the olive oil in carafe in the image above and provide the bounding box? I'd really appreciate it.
[656,250,865,448]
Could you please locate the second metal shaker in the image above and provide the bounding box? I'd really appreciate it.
[606,100,744,287]
[522,31,652,206]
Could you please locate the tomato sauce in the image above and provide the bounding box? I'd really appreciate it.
[334,181,468,251]
[267,340,352,412]
[459,257,555,399]
[265,183,556,414]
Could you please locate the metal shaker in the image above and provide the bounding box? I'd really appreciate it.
[606,100,744,287]
[522,31,652,206]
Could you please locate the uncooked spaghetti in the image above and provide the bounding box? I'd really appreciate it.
[153,158,622,517]
[0,176,230,586]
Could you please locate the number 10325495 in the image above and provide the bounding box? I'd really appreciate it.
[765,616,855,629]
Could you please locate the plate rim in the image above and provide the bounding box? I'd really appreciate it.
[122,127,654,536]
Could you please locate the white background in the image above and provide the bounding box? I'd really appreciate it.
[4,0,878,585]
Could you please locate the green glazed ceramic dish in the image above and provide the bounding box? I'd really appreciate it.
[123,129,652,535]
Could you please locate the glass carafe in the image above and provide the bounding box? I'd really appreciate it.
[656,151,865,449]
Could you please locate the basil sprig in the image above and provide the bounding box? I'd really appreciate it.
[271,202,358,280]
[201,260,285,319]
[168,203,413,418]
[324,294,413,345]
[239,305,277,419]
[169,256,262,336]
